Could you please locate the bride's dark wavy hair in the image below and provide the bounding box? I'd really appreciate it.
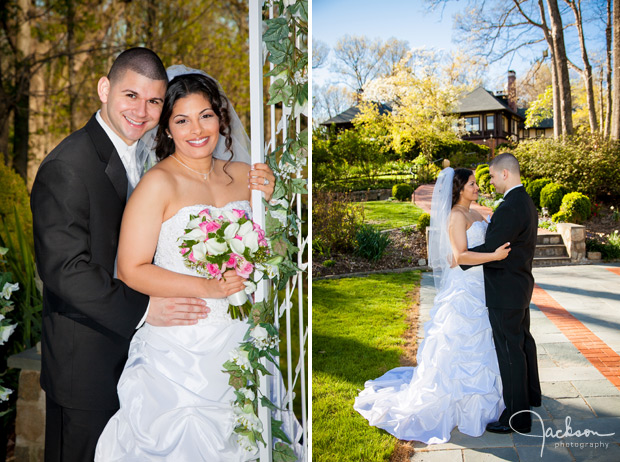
[452,168,474,207]
[155,73,234,180]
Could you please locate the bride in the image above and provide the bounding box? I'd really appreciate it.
[354,167,510,444]
[95,70,296,460]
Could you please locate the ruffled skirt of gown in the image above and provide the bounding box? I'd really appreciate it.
[353,265,505,444]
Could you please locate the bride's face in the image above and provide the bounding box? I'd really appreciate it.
[168,92,220,160]
[460,175,479,202]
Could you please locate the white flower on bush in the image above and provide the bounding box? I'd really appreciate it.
[239,387,256,402]
[0,385,12,402]
[250,324,277,350]
[1,282,19,300]
[229,348,251,371]
[236,433,259,455]
[0,324,17,345]
[233,404,263,432]
[269,199,289,227]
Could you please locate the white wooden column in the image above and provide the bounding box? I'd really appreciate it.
[249,1,272,461]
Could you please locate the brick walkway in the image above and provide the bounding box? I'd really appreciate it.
[414,264,620,461]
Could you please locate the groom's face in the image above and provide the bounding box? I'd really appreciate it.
[98,69,167,145]
[489,166,507,194]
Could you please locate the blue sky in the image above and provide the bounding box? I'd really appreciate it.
[312,0,607,92]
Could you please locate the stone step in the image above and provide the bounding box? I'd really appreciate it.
[537,232,563,245]
[535,244,568,258]
[533,256,572,267]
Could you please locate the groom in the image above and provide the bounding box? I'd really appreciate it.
[32,48,214,461]
[465,153,541,433]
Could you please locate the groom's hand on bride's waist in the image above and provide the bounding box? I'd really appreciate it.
[146,297,210,327]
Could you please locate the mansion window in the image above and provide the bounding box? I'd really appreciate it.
[465,116,480,132]
[503,116,509,133]
[486,115,494,130]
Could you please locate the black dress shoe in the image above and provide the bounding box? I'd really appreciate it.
[486,421,531,434]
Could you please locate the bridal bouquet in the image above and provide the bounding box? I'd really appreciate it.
[178,208,272,319]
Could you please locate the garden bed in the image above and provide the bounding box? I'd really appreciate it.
[313,228,427,278]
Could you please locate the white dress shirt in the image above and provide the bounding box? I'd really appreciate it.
[95,111,150,327]
[503,184,524,198]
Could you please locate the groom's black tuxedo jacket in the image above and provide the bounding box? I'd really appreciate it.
[31,114,148,410]
[466,186,538,310]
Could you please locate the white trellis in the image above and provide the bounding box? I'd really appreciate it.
[249,1,308,461]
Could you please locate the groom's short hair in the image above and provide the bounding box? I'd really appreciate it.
[489,153,520,176]
[108,47,168,84]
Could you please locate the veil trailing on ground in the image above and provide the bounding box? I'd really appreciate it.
[138,64,252,172]
[428,167,455,290]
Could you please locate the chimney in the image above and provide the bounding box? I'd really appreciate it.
[507,70,517,112]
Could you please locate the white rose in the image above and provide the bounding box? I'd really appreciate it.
[223,210,240,223]
[250,325,269,343]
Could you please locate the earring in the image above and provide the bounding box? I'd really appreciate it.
[166,132,172,139]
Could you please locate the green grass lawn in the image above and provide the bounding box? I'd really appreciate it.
[312,271,421,461]
[362,200,425,230]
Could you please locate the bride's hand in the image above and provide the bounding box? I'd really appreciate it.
[205,270,247,298]
[493,242,511,261]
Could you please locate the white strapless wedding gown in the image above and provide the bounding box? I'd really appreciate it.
[96,201,296,461]
[354,220,504,444]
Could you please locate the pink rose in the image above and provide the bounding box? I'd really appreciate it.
[233,209,246,219]
[206,263,223,279]
[236,260,254,279]
[199,220,221,234]
[225,254,239,268]
[252,222,262,232]
[198,209,212,219]
[259,238,268,247]
[188,251,196,263]
[234,235,243,241]
[180,248,189,255]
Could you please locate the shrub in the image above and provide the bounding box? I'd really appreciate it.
[540,183,568,215]
[322,259,336,268]
[551,211,570,223]
[512,133,620,198]
[560,192,592,223]
[478,172,494,194]
[475,163,489,174]
[525,178,552,208]
[355,225,391,262]
[312,191,364,254]
[586,235,620,260]
[392,183,414,201]
[417,213,431,234]
[0,161,33,247]
[475,165,489,184]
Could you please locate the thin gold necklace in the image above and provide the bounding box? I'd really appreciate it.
[170,154,214,181]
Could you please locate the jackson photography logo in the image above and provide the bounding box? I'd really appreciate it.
[510,410,615,457]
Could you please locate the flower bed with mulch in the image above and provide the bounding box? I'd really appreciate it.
[313,228,427,278]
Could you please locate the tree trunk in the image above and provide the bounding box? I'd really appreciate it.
[547,0,573,136]
[568,0,597,133]
[536,0,561,138]
[13,0,32,181]
[611,0,620,139]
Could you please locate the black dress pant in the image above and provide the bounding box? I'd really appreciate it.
[488,306,541,429]
[45,395,117,462]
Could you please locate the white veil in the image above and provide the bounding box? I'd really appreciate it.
[138,64,251,172]
[428,167,455,290]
